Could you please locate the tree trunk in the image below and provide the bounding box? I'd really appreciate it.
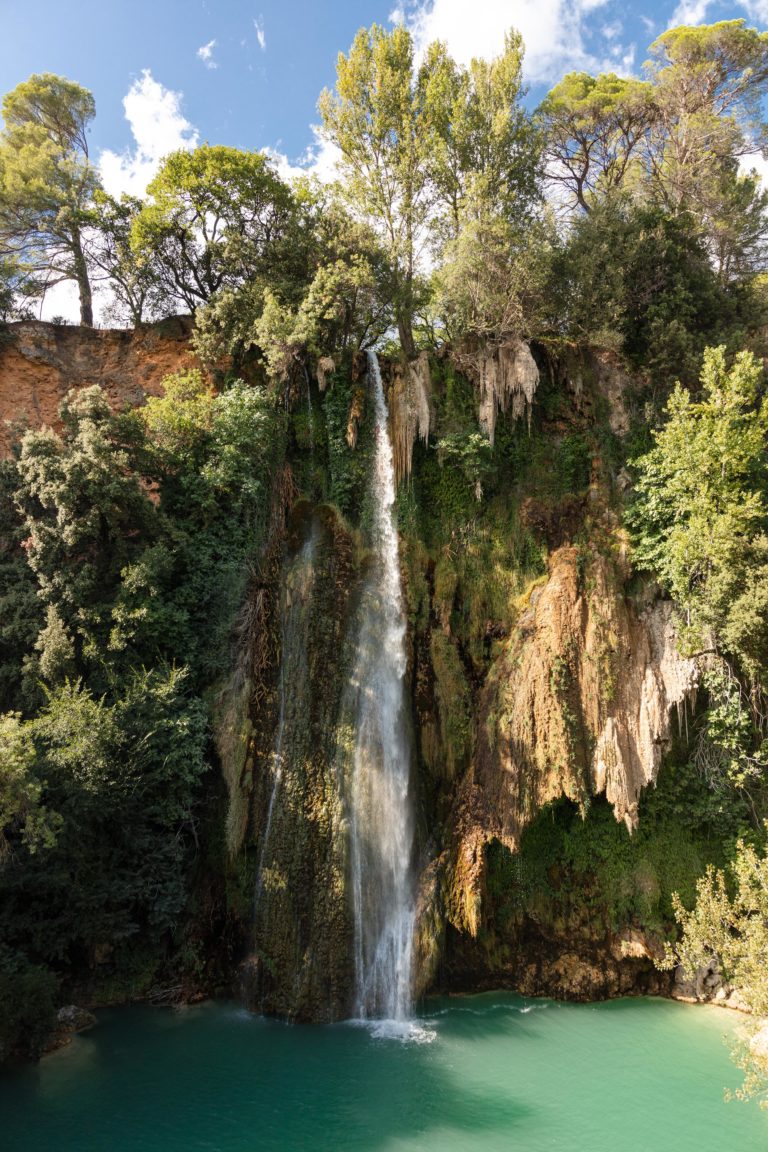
[396,309,416,360]
[72,227,93,327]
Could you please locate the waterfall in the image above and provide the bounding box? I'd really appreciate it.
[346,350,416,1028]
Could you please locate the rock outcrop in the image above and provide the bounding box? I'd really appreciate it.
[447,545,697,936]
[387,351,432,482]
[453,339,539,445]
[0,318,204,455]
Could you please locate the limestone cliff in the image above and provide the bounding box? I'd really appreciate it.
[0,317,205,455]
[0,319,711,1017]
[445,545,697,939]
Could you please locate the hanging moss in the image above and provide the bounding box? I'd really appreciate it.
[322,369,373,523]
[429,631,472,779]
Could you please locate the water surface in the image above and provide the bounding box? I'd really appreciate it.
[2,994,765,1151]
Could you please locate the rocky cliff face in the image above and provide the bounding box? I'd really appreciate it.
[447,545,697,936]
[0,318,203,455]
[0,320,705,1016]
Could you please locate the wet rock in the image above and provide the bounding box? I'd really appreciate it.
[56,1005,97,1033]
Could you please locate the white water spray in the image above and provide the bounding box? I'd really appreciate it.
[347,351,417,1029]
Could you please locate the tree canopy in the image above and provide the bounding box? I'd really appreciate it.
[0,73,98,324]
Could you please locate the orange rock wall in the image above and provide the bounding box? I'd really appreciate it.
[0,317,204,456]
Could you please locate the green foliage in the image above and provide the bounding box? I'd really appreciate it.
[629,345,768,794]
[487,753,745,942]
[537,72,652,213]
[323,372,372,520]
[88,192,163,325]
[0,946,57,1062]
[0,669,206,975]
[132,145,293,314]
[15,387,157,687]
[423,29,540,239]
[0,461,42,711]
[552,201,756,379]
[661,832,768,1103]
[435,431,495,497]
[429,632,472,777]
[0,72,98,324]
[663,835,768,1013]
[0,712,59,863]
[434,213,555,343]
[629,346,768,667]
[319,24,436,356]
[645,22,768,220]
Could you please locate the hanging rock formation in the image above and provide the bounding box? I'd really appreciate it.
[454,339,539,445]
[446,544,698,938]
[387,351,432,482]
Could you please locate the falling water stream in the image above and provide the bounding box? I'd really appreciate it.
[346,351,417,1031]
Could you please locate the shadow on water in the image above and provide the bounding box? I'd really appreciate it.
[0,1001,536,1152]
[3,995,766,1152]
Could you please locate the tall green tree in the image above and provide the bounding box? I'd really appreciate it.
[644,21,768,274]
[645,21,768,215]
[537,72,652,214]
[319,24,436,357]
[424,31,540,241]
[0,73,98,325]
[629,345,768,664]
[193,179,391,372]
[132,145,293,314]
[14,387,156,687]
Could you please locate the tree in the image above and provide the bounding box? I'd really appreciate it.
[552,199,759,378]
[434,211,555,344]
[0,712,58,864]
[132,145,293,314]
[630,346,768,657]
[424,30,540,242]
[319,24,436,357]
[630,346,768,786]
[193,179,391,372]
[661,836,768,1103]
[15,387,157,685]
[645,21,768,216]
[88,192,164,326]
[0,73,98,325]
[537,71,652,214]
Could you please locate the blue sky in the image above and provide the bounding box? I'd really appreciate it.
[2,0,767,187]
[1,0,766,317]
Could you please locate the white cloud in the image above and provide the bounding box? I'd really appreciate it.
[667,0,768,26]
[396,0,634,85]
[197,39,218,69]
[254,16,266,51]
[99,70,199,199]
[666,0,713,27]
[740,151,768,188]
[265,125,341,185]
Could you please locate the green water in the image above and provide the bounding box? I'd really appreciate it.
[1,994,765,1151]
